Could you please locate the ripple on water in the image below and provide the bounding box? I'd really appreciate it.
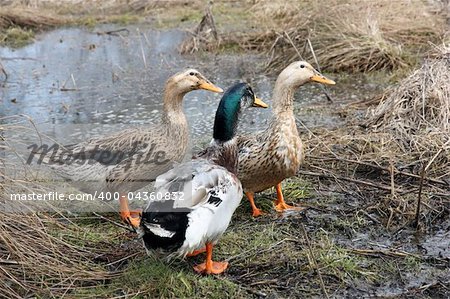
[1,24,363,147]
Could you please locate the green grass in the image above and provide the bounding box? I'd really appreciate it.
[314,232,378,282]
[73,254,242,298]
[0,27,35,48]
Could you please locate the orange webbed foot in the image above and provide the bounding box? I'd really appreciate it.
[193,261,229,274]
[274,183,306,213]
[252,208,264,218]
[120,208,142,228]
[246,192,264,218]
[274,201,305,213]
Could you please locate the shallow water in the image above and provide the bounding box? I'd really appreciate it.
[0,24,360,148]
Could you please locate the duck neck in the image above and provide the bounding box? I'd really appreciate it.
[212,100,240,143]
[161,83,188,128]
[209,139,238,174]
[272,78,296,116]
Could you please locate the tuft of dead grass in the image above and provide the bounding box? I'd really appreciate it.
[0,212,115,298]
[367,44,450,135]
[229,0,447,73]
[0,117,116,298]
[0,6,67,29]
[179,3,219,54]
[299,45,450,228]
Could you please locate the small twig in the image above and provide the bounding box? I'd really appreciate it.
[70,74,77,89]
[0,259,20,265]
[307,38,323,74]
[306,38,334,102]
[284,31,303,60]
[92,212,134,232]
[106,252,140,267]
[414,165,426,230]
[0,61,7,81]
[300,224,329,299]
[350,248,420,259]
[424,139,450,172]
[309,155,448,186]
[389,161,396,200]
[249,279,278,286]
[298,169,406,193]
[137,28,147,68]
[95,28,130,36]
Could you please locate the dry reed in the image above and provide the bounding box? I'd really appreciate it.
[299,45,450,227]
[0,6,67,29]
[367,44,450,135]
[0,212,114,298]
[179,2,220,54]
[229,0,447,73]
[1,117,117,297]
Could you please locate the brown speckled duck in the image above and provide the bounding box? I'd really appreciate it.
[236,61,335,216]
[41,69,222,227]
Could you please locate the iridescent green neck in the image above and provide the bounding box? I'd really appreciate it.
[213,92,242,142]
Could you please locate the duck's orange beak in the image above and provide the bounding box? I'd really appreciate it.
[252,97,269,108]
[199,81,223,93]
[310,74,336,85]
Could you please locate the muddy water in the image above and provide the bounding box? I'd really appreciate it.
[0,25,361,148]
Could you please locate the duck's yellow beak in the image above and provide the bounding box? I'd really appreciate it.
[252,97,269,108]
[198,81,223,93]
[310,74,336,85]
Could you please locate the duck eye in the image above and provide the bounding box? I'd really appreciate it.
[189,72,195,76]
[300,64,305,68]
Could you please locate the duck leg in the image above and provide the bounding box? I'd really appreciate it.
[119,194,142,228]
[245,192,263,217]
[274,183,305,212]
[193,242,228,274]
[186,247,207,257]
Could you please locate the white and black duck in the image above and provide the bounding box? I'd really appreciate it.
[138,83,268,274]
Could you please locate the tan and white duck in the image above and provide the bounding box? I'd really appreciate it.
[41,69,222,227]
[236,61,335,216]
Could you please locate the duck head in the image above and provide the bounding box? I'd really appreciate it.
[213,83,268,142]
[168,69,223,94]
[277,61,335,88]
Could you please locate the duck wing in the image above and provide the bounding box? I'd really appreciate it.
[140,159,241,252]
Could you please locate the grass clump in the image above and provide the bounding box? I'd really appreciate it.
[75,256,241,298]
[226,0,447,74]
[0,27,34,47]
[314,232,378,282]
[367,44,450,135]
[0,213,113,298]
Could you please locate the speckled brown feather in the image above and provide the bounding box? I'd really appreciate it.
[47,71,195,194]
[236,63,310,193]
[237,113,303,193]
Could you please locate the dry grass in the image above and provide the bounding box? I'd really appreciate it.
[1,116,114,297]
[225,0,447,73]
[367,44,450,135]
[298,45,450,228]
[0,6,67,29]
[179,3,219,54]
[0,212,115,298]
[301,128,449,228]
